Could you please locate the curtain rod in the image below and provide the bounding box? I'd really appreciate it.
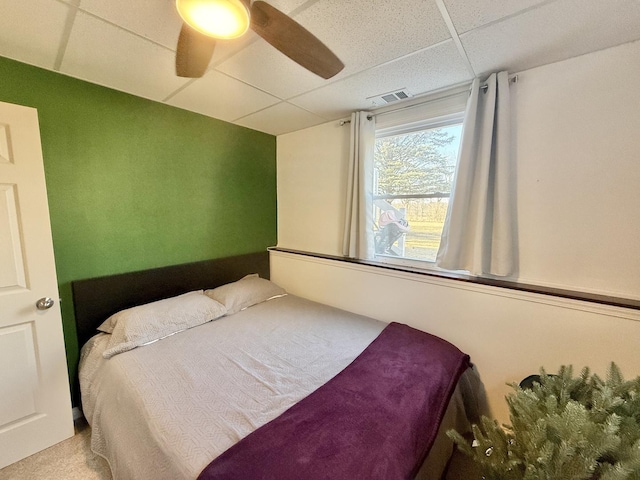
[339,75,517,126]
[481,74,518,92]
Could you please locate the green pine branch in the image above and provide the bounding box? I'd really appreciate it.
[447,363,640,480]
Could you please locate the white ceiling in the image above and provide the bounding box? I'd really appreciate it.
[1,0,640,136]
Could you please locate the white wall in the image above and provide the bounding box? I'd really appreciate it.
[275,40,640,422]
[277,120,350,256]
[513,40,640,298]
[270,250,640,423]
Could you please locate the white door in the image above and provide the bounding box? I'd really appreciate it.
[0,101,73,468]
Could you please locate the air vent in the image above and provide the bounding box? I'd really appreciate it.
[367,88,413,107]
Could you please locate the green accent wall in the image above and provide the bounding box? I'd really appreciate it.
[0,56,277,400]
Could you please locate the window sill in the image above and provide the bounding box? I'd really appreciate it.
[269,247,640,312]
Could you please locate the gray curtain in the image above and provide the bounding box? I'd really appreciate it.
[436,71,516,276]
[343,111,376,259]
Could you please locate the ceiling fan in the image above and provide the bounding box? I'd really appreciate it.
[174,0,345,79]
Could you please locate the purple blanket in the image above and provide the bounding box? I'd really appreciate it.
[198,322,470,480]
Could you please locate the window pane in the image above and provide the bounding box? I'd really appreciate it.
[373,124,462,263]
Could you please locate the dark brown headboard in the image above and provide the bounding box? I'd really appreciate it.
[72,251,270,349]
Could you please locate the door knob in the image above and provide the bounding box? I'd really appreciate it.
[36,297,55,310]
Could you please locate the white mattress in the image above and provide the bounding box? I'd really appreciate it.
[80,294,478,480]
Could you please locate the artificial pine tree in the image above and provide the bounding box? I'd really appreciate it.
[448,363,640,479]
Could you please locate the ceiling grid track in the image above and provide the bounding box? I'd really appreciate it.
[434,0,475,78]
[11,0,636,135]
[53,0,81,71]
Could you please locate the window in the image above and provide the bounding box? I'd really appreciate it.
[371,92,467,267]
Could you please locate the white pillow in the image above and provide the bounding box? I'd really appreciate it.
[99,291,226,359]
[205,274,286,315]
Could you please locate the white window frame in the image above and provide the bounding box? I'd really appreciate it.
[371,90,468,271]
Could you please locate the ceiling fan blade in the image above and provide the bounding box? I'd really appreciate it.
[176,23,216,78]
[250,1,344,79]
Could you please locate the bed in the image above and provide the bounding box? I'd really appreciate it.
[73,251,485,480]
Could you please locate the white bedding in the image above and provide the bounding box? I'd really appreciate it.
[80,294,478,480]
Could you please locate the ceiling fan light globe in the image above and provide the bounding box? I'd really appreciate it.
[176,0,250,39]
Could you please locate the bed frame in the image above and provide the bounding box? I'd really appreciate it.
[72,251,270,350]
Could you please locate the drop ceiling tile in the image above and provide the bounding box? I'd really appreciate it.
[208,32,261,66]
[235,102,327,135]
[216,0,453,100]
[216,40,329,99]
[461,0,640,76]
[291,40,472,120]
[76,0,314,65]
[60,12,187,101]
[442,0,548,34]
[78,0,182,49]
[264,0,313,14]
[0,0,71,69]
[291,0,452,76]
[78,0,261,70]
[166,71,280,122]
